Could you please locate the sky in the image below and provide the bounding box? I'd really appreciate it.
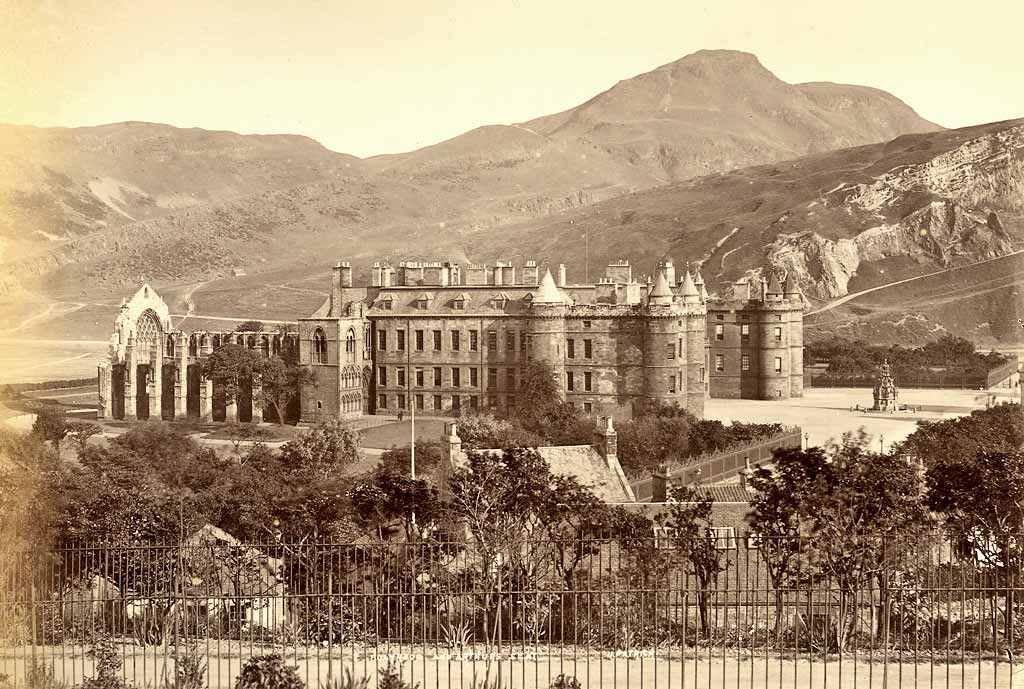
[1,0,1021,158]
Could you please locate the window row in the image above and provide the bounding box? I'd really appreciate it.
[376,393,518,413]
[565,338,593,359]
[310,328,360,365]
[713,355,784,373]
[713,324,785,342]
[376,365,518,390]
[376,328,531,354]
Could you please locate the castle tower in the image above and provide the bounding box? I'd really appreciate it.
[680,270,707,414]
[642,268,686,409]
[528,269,568,397]
[756,273,791,399]
[783,272,804,397]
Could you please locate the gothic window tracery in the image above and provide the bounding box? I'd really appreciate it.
[313,329,328,365]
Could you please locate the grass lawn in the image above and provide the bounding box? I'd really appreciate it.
[360,419,446,448]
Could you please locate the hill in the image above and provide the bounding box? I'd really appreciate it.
[0,50,939,301]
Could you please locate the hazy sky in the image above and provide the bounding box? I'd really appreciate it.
[2,0,1021,158]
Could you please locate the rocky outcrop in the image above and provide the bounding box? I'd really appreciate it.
[764,125,1023,301]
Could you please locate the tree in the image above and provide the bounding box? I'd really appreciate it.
[66,420,102,454]
[31,407,68,455]
[379,441,445,480]
[256,355,316,424]
[511,361,590,445]
[656,485,730,637]
[455,414,539,450]
[350,465,443,541]
[202,344,261,407]
[926,450,1024,638]
[746,446,827,636]
[278,420,361,480]
[235,320,264,333]
[800,431,933,650]
[897,404,1024,468]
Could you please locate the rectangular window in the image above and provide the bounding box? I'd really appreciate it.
[452,396,461,413]
[776,315,783,321]
[653,525,676,550]
[774,327,783,342]
[715,354,724,372]
[433,330,442,351]
[377,394,387,409]
[774,357,783,373]
[741,354,750,371]
[746,533,761,550]
[451,330,461,351]
[487,395,497,408]
[669,374,676,393]
[415,394,424,410]
[378,366,388,386]
[583,402,593,413]
[470,368,479,387]
[415,330,424,351]
[415,368,424,387]
[452,368,461,388]
[469,395,478,411]
[715,324,724,341]
[397,367,406,387]
[710,527,738,550]
[377,330,387,351]
[433,367,442,387]
[397,393,406,410]
[520,332,527,351]
[699,367,706,383]
[507,368,516,390]
[584,339,592,358]
[583,320,592,329]
[488,331,497,352]
[433,394,441,410]
[741,324,750,341]
[487,367,497,389]
[470,330,479,351]
[584,371,593,392]
[567,371,575,391]
[397,330,405,351]
[508,396,516,410]
[567,339,575,359]
[506,331,515,352]
[716,314,724,321]
[666,343,675,360]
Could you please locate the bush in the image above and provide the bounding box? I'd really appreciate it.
[377,662,417,689]
[549,676,582,689]
[233,655,304,689]
[77,639,133,689]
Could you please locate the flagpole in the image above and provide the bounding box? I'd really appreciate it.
[410,396,417,533]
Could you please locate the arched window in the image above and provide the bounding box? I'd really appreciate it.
[247,335,256,349]
[312,329,328,365]
[236,334,245,346]
[261,336,270,357]
[271,335,281,356]
[188,335,198,357]
[166,336,176,358]
[212,334,221,349]
[346,328,356,363]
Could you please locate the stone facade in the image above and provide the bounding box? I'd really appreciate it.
[99,257,804,424]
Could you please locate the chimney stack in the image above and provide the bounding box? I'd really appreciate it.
[557,263,567,287]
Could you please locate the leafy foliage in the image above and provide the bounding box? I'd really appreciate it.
[233,655,303,689]
[31,408,68,454]
[278,420,361,481]
[806,335,1008,382]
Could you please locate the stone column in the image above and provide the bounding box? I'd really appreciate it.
[149,356,161,421]
[97,363,110,419]
[225,395,238,424]
[124,341,137,420]
[199,340,213,421]
[250,377,265,423]
[174,339,187,419]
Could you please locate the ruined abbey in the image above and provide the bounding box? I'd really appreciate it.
[97,259,804,423]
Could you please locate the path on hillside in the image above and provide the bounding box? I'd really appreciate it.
[806,250,1024,317]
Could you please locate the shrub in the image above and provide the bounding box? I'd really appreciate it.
[319,670,368,689]
[377,662,417,689]
[233,655,304,689]
[550,676,582,689]
[77,638,133,689]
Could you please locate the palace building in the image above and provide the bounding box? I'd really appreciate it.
[97,258,804,424]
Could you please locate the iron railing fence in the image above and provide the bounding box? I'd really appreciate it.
[1,535,1020,688]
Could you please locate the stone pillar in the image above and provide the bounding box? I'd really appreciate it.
[124,341,137,420]
[225,393,238,424]
[149,356,161,421]
[200,378,213,422]
[251,378,265,423]
[174,338,187,418]
[97,363,110,419]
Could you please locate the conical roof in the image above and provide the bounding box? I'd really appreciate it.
[783,272,799,294]
[650,269,674,298]
[532,269,565,304]
[766,273,783,295]
[679,270,699,298]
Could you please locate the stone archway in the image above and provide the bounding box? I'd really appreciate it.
[134,309,163,421]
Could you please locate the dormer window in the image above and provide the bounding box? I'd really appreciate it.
[452,293,469,310]
[378,294,394,310]
[415,292,433,310]
[492,292,511,309]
